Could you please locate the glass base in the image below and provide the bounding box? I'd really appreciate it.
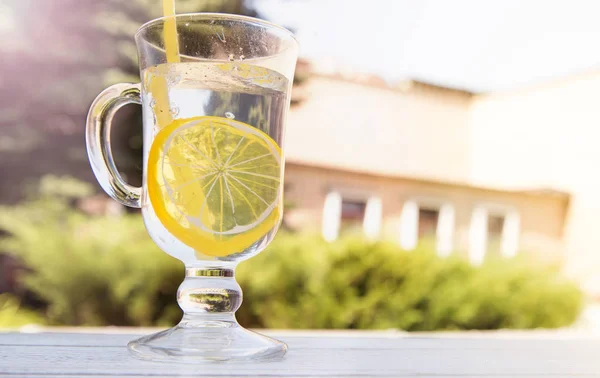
[127,318,287,363]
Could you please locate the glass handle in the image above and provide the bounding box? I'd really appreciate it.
[86,83,143,208]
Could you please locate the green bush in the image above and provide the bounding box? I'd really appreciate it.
[0,294,45,328]
[0,176,182,326]
[237,234,584,330]
[0,176,584,330]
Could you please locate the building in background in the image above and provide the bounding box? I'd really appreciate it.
[284,66,599,295]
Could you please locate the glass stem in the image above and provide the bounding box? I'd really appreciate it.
[177,266,242,327]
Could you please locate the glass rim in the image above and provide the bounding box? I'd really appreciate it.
[135,12,299,46]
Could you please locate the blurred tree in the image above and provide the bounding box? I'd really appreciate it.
[0,0,117,202]
[0,0,258,203]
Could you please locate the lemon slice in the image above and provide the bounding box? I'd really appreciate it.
[147,116,282,257]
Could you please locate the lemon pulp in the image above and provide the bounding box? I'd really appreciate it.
[148,116,282,257]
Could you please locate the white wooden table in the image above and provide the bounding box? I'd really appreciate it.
[1,329,599,377]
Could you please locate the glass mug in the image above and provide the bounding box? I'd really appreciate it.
[86,13,298,362]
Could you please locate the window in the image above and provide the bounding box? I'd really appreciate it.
[322,191,382,241]
[486,214,505,257]
[469,206,520,265]
[340,199,367,235]
[418,208,439,240]
[399,200,454,256]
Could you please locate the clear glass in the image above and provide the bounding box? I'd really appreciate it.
[86,13,298,362]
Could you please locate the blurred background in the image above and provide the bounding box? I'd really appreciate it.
[0,0,598,331]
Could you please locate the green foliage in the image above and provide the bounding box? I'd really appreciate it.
[0,294,45,328]
[0,178,583,329]
[0,177,182,326]
[237,234,583,330]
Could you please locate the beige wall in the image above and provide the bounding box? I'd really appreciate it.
[468,70,600,289]
[285,71,599,292]
[285,77,473,184]
[284,163,568,260]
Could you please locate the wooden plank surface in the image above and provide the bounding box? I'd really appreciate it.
[0,329,599,377]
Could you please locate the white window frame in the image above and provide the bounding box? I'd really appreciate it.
[322,191,342,242]
[468,204,520,265]
[321,190,382,241]
[399,198,455,257]
[363,197,382,240]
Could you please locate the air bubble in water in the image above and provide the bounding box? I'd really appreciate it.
[149,98,156,108]
[170,103,180,117]
[167,74,181,86]
[225,112,235,119]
